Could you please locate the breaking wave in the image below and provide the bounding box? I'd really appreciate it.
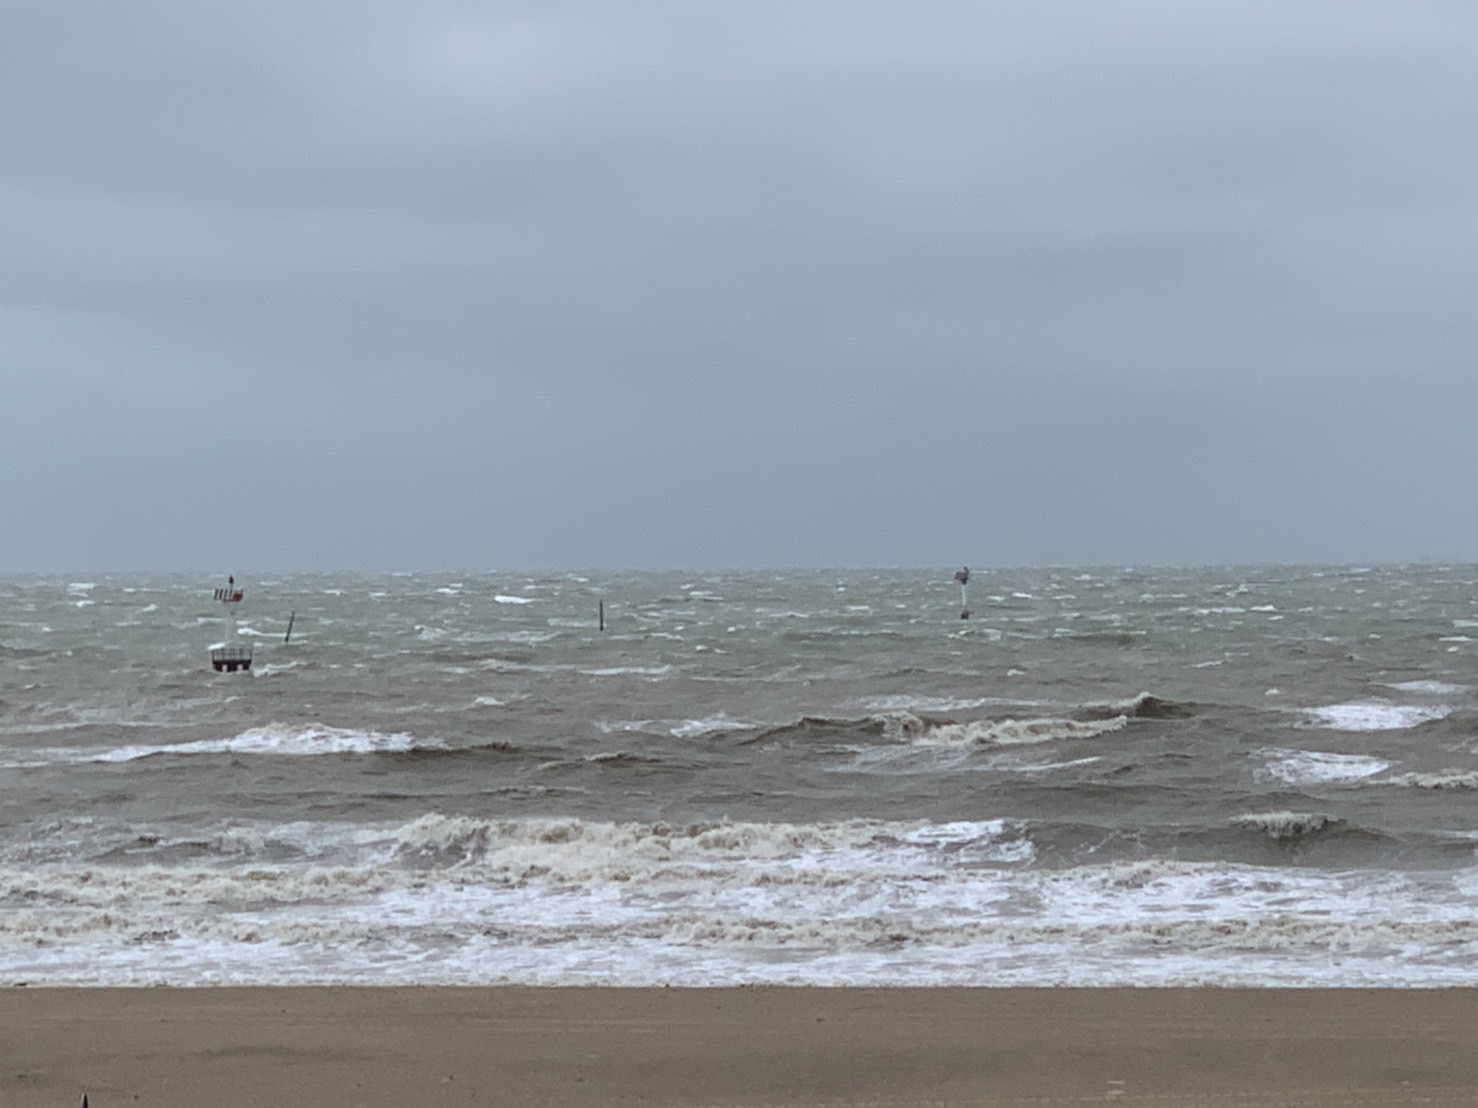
[1233,810,1343,840]
[9,723,444,766]
[1082,692,1194,720]
[384,813,1035,872]
[889,713,1129,746]
[749,692,1182,751]
[5,841,1478,987]
[1387,680,1467,695]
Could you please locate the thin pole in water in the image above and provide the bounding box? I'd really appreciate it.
[599,600,605,631]
[284,610,296,643]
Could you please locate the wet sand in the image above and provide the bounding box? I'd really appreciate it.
[4,987,1478,1107]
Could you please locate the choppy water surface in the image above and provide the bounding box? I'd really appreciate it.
[5,565,1478,985]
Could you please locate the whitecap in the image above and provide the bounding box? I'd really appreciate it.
[1386,770,1478,790]
[670,715,757,738]
[580,665,673,678]
[596,720,658,734]
[1233,810,1338,839]
[1387,680,1467,695]
[1261,748,1389,786]
[855,694,1047,713]
[1012,756,1102,773]
[905,715,1128,747]
[36,724,439,764]
[252,661,302,677]
[1302,700,1449,731]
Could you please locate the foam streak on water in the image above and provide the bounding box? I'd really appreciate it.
[4,565,1478,985]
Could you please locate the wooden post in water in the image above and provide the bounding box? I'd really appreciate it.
[284,610,296,643]
[599,600,605,631]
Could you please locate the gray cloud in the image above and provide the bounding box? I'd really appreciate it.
[3,1,1476,569]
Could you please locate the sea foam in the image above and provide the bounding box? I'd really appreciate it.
[1261,749,1390,786]
[4,821,1476,987]
[1302,700,1450,731]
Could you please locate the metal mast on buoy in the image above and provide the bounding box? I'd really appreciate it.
[210,575,253,673]
[954,566,971,619]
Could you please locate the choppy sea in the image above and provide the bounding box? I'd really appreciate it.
[4,565,1478,986]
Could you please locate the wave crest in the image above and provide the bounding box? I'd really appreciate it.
[900,714,1129,746]
[10,723,444,766]
[1083,692,1192,720]
[1233,810,1341,840]
[1387,770,1478,790]
[385,814,1032,872]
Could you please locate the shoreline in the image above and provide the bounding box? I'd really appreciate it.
[6,986,1478,1106]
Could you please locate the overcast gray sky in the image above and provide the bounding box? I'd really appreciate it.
[3,1,1476,571]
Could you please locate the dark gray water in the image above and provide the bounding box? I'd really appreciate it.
[3,565,1478,985]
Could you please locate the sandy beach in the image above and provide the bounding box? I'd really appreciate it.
[4,987,1478,1107]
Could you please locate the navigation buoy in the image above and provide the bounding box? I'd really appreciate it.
[954,566,971,619]
[209,574,253,673]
